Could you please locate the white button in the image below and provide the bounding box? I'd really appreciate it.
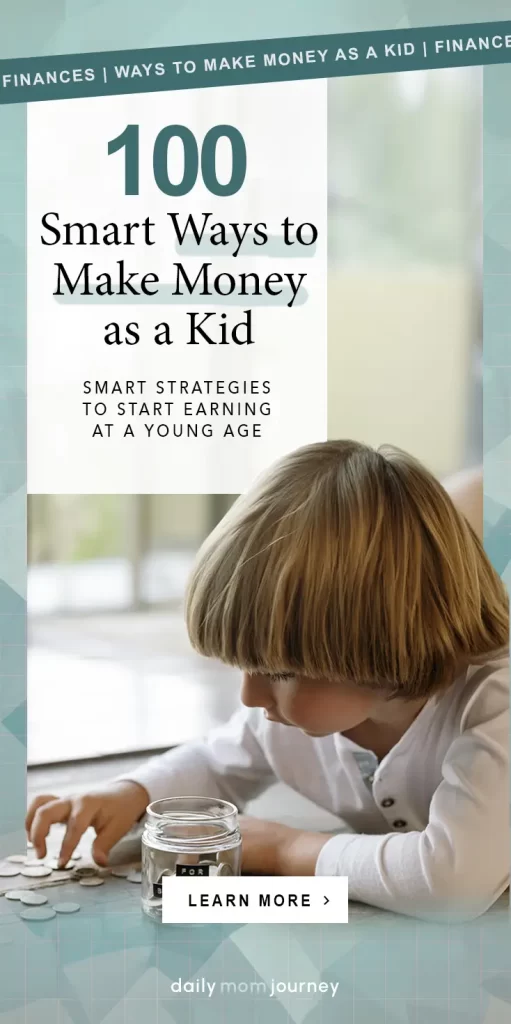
[162,876,348,924]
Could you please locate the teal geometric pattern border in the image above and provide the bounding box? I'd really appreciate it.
[0,3,510,1024]
[0,101,26,861]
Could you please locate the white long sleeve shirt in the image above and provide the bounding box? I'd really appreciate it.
[120,650,509,920]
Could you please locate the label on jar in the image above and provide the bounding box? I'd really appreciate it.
[153,864,211,898]
[176,865,211,877]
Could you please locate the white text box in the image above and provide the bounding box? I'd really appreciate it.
[162,876,348,924]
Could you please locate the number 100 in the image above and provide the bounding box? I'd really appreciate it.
[108,123,247,197]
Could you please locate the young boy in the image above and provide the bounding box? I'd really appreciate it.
[27,442,509,920]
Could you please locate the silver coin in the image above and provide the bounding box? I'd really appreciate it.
[20,891,48,906]
[45,858,74,871]
[216,863,234,877]
[126,871,142,884]
[79,877,104,887]
[111,868,130,878]
[54,903,81,914]
[0,865,21,877]
[73,866,98,879]
[6,855,27,864]
[5,890,26,901]
[20,907,56,921]
[21,866,52,878]
[26,858,45,866]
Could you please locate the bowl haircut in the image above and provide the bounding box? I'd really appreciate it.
[186,440,509,700]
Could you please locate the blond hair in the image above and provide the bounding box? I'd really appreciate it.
[186,441,509,699]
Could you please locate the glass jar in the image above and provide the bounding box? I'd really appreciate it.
[141,796,242,920]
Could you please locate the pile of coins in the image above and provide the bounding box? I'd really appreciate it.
[0,849,142,922]
[0,850,81,881]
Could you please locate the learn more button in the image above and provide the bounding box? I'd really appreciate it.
[162,876,348,924]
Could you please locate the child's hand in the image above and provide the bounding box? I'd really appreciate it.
[25,780,149,868]
[238,815,299,874]
[239,815,330,876]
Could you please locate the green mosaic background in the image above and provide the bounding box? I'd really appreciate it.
[0,2,510,1022]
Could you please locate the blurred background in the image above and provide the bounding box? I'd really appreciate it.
[28,67,483,772]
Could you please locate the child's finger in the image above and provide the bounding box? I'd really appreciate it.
[25,793,57,835]
[31,798,72,858]
[91,819,131,867]
[59,804,95,865]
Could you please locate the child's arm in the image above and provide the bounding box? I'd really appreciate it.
[27,705,275,866]
[241,666,509,921]
[115,705,275,806]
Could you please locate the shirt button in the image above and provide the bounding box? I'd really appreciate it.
[393,819,407,829]
[381,798,394,808]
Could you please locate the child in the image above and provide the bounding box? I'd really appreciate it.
[27,441,509,921]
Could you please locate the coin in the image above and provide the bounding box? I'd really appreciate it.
[6,855,27,864]
[111,868,130,878]
[5,890,26,901]
[0,865,21,877]
[19,891,48,906]
[79,877,104,887]
[26,858,45,866]
[73,867,98,879]
[217,864,234,877]
[21,866,52,878]
[45,859,73,871]
[20,907,56,921]
[126,871,142,884]
[54,903,81,914]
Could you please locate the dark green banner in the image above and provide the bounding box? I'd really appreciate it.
[1,20,511,103]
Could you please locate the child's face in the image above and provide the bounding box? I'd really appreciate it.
[240,672,384,737]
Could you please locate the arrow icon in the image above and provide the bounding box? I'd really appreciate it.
[323,896,329,905]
